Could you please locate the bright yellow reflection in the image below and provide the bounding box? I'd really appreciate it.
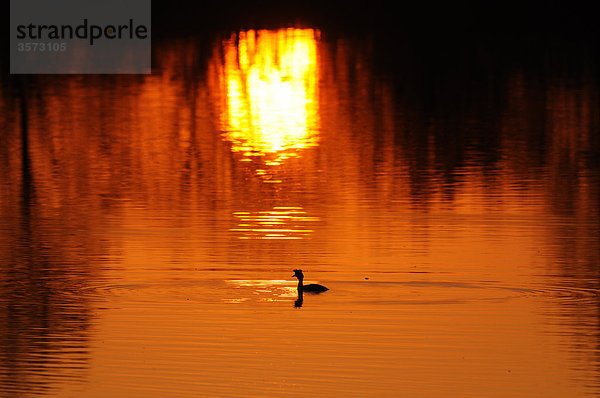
[225,280,298,303]
[215,28,320,163]
[230,206,319,240]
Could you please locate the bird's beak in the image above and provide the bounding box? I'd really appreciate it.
[291,274,297,278]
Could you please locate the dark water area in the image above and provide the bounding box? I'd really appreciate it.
[1,6,600,397]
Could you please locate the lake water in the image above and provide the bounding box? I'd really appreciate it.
[1,28,599,397]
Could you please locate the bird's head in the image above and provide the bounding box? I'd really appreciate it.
[292,269,304,279]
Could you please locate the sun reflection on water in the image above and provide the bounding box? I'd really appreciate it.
[212,28,320,165]
[230,206,319,240]
[225,280,298,303]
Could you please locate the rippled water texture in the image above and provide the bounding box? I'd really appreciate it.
[1,28,599,397]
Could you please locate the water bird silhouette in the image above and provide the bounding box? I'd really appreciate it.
[292,269,329,293]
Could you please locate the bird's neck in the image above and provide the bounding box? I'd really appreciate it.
[297,278,304,291]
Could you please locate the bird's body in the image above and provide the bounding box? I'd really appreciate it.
[292,269,328,294]
[301,283,329,293]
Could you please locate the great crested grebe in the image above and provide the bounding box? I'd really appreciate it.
[292,269,329,293]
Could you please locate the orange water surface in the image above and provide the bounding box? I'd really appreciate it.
[0,28,599,397]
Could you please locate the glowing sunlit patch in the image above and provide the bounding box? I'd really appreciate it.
[230,206,320,240]
[261,236,302,240]
[228,279,292,287]
[223,280,299,304]
[222,298,249,303]
[211,28,320,170]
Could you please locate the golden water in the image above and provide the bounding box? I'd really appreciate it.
[0,29,599,397]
